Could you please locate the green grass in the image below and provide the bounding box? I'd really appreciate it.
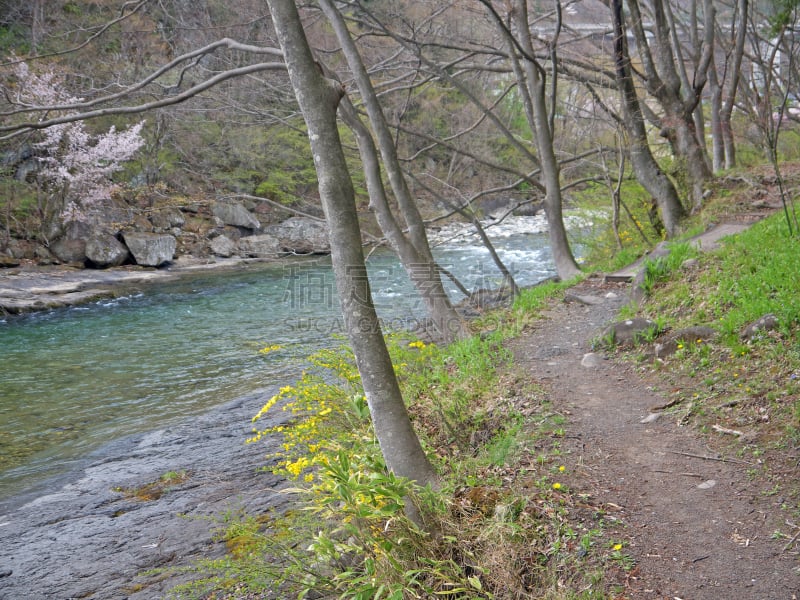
[641,209,800,339]
[166,280,628,599]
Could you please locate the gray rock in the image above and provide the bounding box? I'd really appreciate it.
[0,393,291,600]
[741,314,779,340]
[238,234,281,258]
[212,202,261,230]
[0,255,21,267]
[602,318,662,348]
[34,244,54,263]
[5,239,37,260]
[581,352,603,368]
[265,217,330,254]
[209,235,237,258]
[565,292,604,305]
[681,258,699,270]
[654,326,718,358]
[50,238,87,264]
[151,208,186,230]
[84,203,136,231]
[85,234,130,268]
[123,232,176,267]
[49,221,96,264]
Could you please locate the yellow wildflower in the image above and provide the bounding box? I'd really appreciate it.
[259,344,283,355]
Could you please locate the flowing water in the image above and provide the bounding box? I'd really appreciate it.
[0,228,558,502]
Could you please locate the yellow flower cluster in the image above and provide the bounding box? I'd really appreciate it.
[249,338,440,483]
[259,344,283,355]
[248,347,359,480]
[285,456,311,478]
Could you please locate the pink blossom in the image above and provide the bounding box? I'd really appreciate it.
[14,62,145,221]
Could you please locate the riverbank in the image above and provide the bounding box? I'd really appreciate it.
[0,255,286,316]
[0,211,583,317]
[0,389,292,600]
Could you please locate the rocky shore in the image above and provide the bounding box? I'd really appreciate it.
[1,193,334,316]
[0,390,292,600]
[0,255,284,316]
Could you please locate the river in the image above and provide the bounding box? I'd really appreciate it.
[0,221,561,504]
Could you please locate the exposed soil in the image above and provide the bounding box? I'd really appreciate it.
[509,274,799,599]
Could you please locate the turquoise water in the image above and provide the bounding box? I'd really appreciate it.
[0,235,555,501]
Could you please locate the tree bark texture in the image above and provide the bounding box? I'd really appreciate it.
[626,0,713,210]
[319,0,467,342]
[611,0,685,236]
[506,0,581,280]
[266,0,437,488]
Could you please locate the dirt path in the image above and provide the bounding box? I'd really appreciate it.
[510,276,799,599]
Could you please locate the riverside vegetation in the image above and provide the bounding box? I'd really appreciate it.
[161,168,800,599]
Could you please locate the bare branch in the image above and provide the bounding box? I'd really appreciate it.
[0,61,286,140]
[1,0,152,67]
[1,39,284,118]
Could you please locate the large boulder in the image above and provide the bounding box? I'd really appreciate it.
[49,221,93,264]
[264,217,330,254]
[238,234,281,258]
[85,234,130,268]
[212,202,261,230]
[123,232,176,267]
[50,238,87,264]
[209,234,237,258]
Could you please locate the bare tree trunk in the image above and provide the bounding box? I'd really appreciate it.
[487,0,581,280]
[30,0,44,54]
[626,0,713,210]
[611,0,685,236]
[721,0,749,169]
[318,0,467,343]
[266,0,438,488]
[709,62,725,171]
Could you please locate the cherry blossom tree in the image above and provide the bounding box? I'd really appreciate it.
[12,62,145,224]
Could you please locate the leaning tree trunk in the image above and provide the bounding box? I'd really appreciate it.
[266,0,438,488]
[319,0,467,342]
[611,0,685,236]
